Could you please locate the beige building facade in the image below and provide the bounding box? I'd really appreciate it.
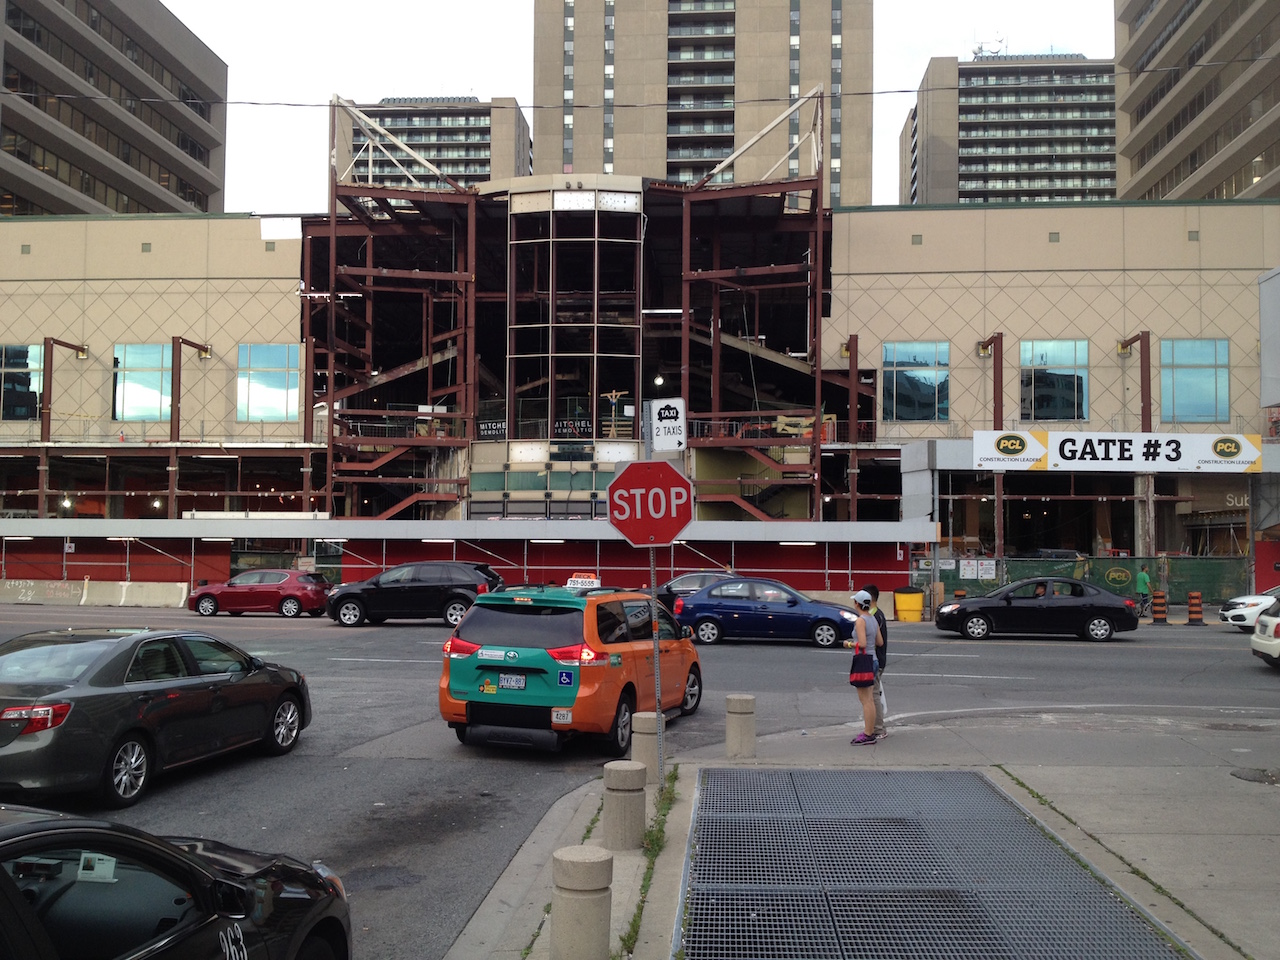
[532,0,871,207]
[1115,0,1280,200]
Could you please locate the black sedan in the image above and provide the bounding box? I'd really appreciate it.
[0,803,349,960]
[935,577,1140,641]
[655,570,735,613]
[672,576,862,646]
[0,628,310,807]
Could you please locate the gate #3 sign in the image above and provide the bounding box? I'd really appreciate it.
[973,431,1262,473]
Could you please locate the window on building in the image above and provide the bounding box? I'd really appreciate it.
[237,344,300,421]
[112,344,171,421]
[882,341,949,421]
[1161,338,1229,422]
[1020,339,1088,421]
[1,344,42,420]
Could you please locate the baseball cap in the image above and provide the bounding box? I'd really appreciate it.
[852,589,873,608]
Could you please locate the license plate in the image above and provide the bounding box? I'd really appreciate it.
[498,673,526,690]
[552,708,572,724]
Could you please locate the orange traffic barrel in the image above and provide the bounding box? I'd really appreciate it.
[1151,591,1167,624]
[1186,590,1204,626]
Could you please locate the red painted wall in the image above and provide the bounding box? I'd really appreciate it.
[1256,541,1280,591]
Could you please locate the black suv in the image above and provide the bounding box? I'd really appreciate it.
[326,561,504,627]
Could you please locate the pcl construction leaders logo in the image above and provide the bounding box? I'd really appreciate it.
[995,434,1028,456]
[1105,567,1132,588]
[1212,436,1243,459]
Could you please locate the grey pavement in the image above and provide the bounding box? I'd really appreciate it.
[448,704,1280,960]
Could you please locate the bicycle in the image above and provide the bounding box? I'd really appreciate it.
[1136,593,1152,618]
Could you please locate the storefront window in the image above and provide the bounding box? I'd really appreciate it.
[1,344,42,420]
[1020,339,1088,421]
[882,341,949,421]
[1160,338,1228,423]
[237,344,300,421]
[112,344,171,421]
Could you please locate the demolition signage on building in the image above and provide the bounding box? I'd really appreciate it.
[974,431,1262,473]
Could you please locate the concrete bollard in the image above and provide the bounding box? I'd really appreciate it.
[726,693,757,759]
[550,846,614,960]
[632,712,663,785]
[602,759,647,851]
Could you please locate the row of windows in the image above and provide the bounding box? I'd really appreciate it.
[0,343,300,423]
[882,339,1230,424]
[6,2,211,166]
[4,68,208,208]
[959,72,1113,87]
[56,0,212,120]
[1,125,155,213]
[960,143,1115,157]
[959,92,1113,105]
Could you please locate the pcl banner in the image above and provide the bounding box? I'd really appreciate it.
[973,431,1262,473]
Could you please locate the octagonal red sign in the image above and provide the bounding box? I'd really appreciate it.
[607,461,694,548]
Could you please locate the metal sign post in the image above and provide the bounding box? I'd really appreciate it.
[649,545,663,782]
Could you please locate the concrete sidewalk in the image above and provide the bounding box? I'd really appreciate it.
[449,706,1280,960]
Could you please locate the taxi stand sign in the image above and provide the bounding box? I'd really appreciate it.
[974,431,1262,473]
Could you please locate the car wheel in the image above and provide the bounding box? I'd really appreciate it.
[962,615,991,640]
[454,725,468,744]
[279,597,303,618]
[1238,625,1253,633]
[262,694,302,755]
[681,666,703,716]
[1084,617,1114,641]
[295,935,337,960]
[336,599,366,627]
[195,595,218,617]
[811,620,840,648]
[605,693,635,757]
[694,619,722,645]
[102,734,151,808]
[444,598,471,627]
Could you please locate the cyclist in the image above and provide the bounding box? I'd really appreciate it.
[1135,564,1152,618]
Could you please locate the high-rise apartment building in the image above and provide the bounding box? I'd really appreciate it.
[1115,0,1280,200]
[333,97,532,192]
[1,0,225,215]
[901,55,1116,205]
[532,0,871,207]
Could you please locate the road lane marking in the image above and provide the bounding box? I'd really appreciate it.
[888,672,1037,680]
[891,653,979,658]
[328,657,441,664]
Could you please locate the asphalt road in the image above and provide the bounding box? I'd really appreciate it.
[1,604,1276,960]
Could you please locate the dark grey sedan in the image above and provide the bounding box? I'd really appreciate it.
[0,628,310,808]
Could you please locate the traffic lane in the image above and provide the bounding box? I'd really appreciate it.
[680,621,1278,739]
[0,607,616,960]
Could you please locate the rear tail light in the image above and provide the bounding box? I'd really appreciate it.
[1,703,72,736]
[1124,599,1136,611]
[673,598,684,615]
[477,583,489,595]
[443,637,482,658]
[1273,622,1280,640]
[546,643,599,666]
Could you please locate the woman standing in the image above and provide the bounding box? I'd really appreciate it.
[844,589,880,745]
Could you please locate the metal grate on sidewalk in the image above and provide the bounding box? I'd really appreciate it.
[675,769,1184,960]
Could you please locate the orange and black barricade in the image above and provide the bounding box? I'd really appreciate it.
[1186,590,1204,626]
[1151,590,1167,624]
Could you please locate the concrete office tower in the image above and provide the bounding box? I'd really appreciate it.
[901,55,1116,205]
[334,97,532,192]
[1,0,225,215]
[1115,0,1280,200]
[532,0,870,208]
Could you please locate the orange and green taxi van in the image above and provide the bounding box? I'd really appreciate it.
[438,586,702,754]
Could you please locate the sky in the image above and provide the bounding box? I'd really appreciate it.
[158,0,1117,214]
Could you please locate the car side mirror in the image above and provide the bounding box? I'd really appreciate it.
[249,656,264,672]
[787,598,798,607]
[212,879,252,919]
[682,625,693,641]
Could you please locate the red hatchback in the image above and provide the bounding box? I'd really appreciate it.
[187,569,331,618]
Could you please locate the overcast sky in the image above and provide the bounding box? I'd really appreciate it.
[158,0,1116,214]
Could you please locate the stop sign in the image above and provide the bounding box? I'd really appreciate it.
[607,461,694,548]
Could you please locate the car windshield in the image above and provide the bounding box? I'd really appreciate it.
[455,604,585,649]
[0,637,117,683]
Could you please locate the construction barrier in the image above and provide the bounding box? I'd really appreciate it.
[1151,590,1167,624]
[894,587,924,623]
[954,589,967,599]
[1186,591,1204,626]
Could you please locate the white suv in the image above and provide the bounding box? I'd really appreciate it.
[1250,600,1280,669]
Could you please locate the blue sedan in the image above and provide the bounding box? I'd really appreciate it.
[671,576,862,647]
